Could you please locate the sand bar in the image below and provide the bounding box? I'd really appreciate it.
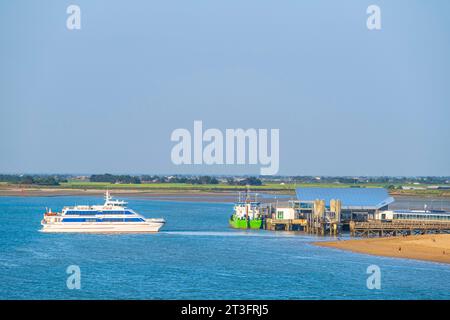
[316,234,450,264]
[0,186,289,203]
[0,187,237,201]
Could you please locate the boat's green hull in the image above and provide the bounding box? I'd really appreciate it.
[229,216,263,229]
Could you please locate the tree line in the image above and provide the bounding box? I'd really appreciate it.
[0,174,67,186]
[266,176,450,185]
[88,174,263,186]
[90,174,141,184]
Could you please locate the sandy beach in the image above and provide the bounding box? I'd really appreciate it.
[316,234,450,264]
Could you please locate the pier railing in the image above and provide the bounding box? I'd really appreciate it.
[265,218,307,231]
[350,220,450,237]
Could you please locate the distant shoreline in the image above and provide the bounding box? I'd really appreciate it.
[315,234,450,264]
[0,187,240,202]
[0,187,291,203]
[0,183,449,199]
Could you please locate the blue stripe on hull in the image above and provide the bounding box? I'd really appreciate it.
[62,218,145,222]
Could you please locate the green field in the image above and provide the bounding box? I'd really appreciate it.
[57,181,450,197]
[59,181,394,192]
[60,181,296,191]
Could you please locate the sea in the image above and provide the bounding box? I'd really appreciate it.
[0,195,449,299]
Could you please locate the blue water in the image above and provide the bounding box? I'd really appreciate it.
[0,196,449,300]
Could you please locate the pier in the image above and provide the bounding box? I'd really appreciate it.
[262,199,342,235]
[250,187,450,238]
[350,220,450,237]
[265,218,307,231]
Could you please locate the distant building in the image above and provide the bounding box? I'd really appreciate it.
[402,186,426,190]
[427,185,450,190]
[294,187,394,221]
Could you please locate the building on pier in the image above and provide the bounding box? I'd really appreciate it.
[294,187,394,222]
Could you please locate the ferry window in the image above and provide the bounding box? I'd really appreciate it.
[124,218,144,222]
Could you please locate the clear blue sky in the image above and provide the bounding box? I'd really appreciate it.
[1,0,449,176]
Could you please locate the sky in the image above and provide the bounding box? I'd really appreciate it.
[0,0,449,176]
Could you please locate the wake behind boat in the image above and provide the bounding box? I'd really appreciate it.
[40,191,165,233]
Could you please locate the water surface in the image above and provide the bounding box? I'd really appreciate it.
[0,196,449,299]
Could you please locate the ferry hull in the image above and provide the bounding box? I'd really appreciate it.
[41,219,165,233]
[229,216,262,230]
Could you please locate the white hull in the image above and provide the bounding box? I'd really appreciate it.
[41,219,165,233]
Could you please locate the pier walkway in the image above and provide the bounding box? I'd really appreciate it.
[265,218,307,231]
[350,221,450,237]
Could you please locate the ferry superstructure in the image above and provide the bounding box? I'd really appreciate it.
[41,191,165,233]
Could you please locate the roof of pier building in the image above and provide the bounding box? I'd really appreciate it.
[295,187,394,210]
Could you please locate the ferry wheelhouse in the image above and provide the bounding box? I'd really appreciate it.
[41,191,165,233]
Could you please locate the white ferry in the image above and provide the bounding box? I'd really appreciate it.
[41,191,165,233]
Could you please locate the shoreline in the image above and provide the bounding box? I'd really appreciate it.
[0,188,236,202]
[1,186,449,206]
[0,187,286,203]
[1,185,449,198]
[315,234,450,264]
[0,181,450,201]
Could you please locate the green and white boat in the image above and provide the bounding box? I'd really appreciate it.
[229,189,263,230]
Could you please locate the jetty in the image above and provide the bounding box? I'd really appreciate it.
[265,218,307,231]
[350,220,450,237]
[262,199,341,235]
[258,187,450,237]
